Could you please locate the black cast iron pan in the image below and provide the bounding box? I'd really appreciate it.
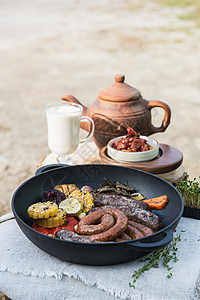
[12,164,184,265]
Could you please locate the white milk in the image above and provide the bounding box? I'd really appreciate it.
[46,103,82,155]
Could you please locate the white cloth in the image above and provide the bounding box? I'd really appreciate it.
[0,216,200,300]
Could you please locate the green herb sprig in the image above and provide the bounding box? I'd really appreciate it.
[176,175,200,208]
[129,234,181,288]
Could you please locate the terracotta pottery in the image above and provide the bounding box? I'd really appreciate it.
[62,74,171,149]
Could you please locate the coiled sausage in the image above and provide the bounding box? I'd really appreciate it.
[76,207,128,242]
[76,213,115,235]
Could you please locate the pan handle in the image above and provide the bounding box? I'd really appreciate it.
[35,164,69,176]
[128,229,173,251]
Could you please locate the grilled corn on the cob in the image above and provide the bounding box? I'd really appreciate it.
[27,201,58,219]
[36,208,66,228]
[70,190,94,213]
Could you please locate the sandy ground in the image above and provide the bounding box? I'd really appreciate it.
[0,0,200,217]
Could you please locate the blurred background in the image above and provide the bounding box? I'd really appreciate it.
[0,0,200,217]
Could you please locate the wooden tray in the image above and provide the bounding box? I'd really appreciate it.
[100,143,183,174]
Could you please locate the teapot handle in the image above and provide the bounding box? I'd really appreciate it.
[147,100,171,134]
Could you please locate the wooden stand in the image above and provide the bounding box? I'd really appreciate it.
[37,141,185,185]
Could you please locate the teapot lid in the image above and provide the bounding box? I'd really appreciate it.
[98,74,141,102]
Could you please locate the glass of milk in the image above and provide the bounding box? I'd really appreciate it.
[46,102,94,164]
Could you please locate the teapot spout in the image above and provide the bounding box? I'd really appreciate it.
[61,94,87,116]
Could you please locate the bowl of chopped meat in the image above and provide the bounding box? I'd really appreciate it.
[107,127,159,163]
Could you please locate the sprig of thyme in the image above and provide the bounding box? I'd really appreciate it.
[129,234,181,288]
[176,175,200,208]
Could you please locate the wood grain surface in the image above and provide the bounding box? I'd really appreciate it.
[100,144,183,174]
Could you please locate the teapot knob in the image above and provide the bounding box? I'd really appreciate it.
[115,74,125,83]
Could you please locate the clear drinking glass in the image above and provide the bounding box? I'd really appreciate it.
[46,102,94,164]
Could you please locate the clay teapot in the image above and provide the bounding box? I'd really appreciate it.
[62,74,171,149]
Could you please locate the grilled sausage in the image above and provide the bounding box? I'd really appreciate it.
[128,220,154,236]
[115,221,154,241]
[124,207,162,231]
[115,232,132,242]
[125,225,144,239]
[88,207,105,214]
[56,229,93,243]
[93,194,149,211]
[88,205,162,231]
[77,208,128,242]
[76,213,115,235]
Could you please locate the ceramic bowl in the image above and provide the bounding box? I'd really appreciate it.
[107,135,159,163]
